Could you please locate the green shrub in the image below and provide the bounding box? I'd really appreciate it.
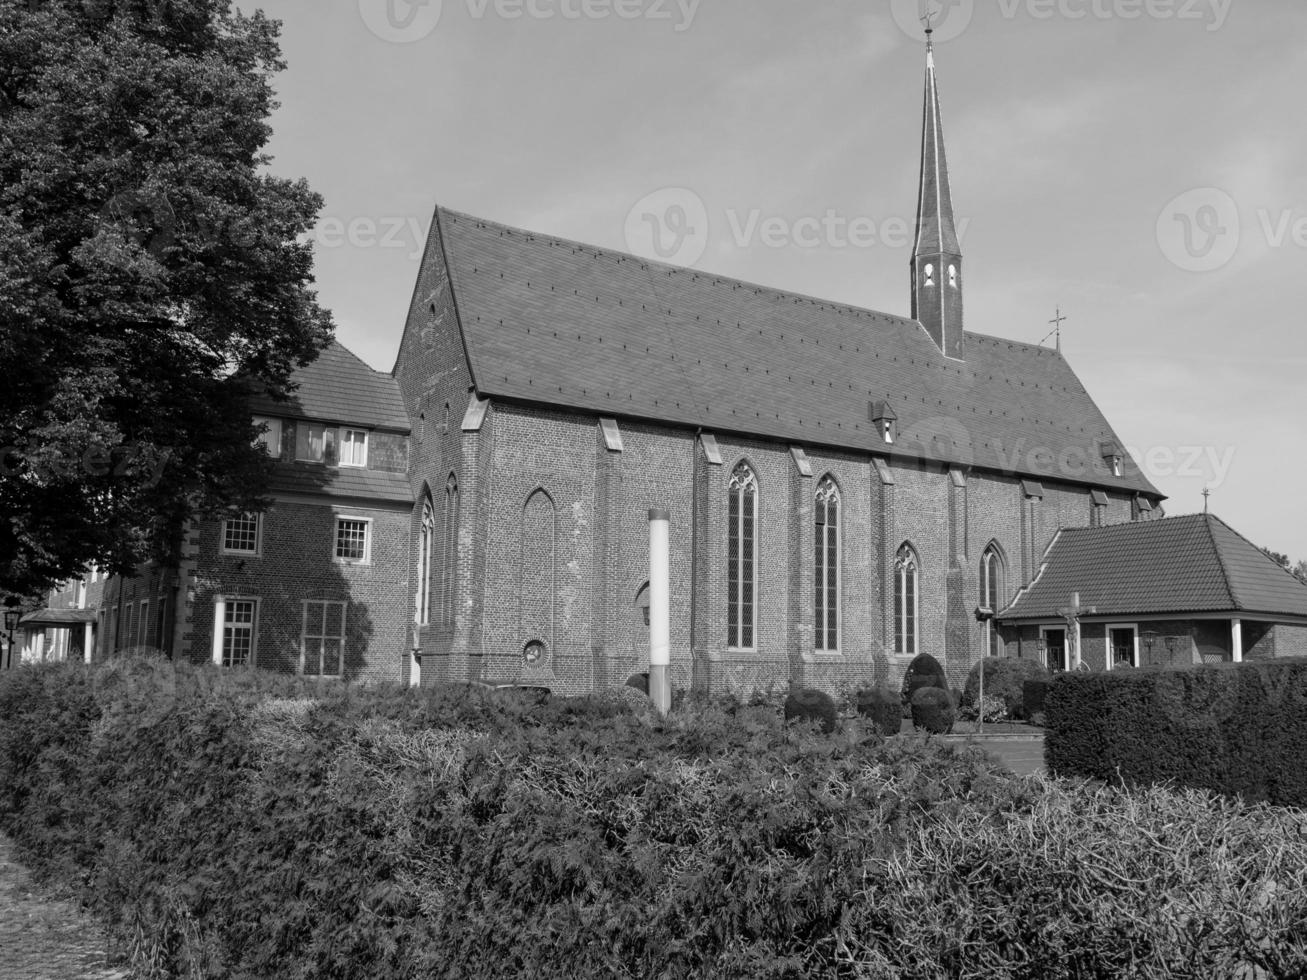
[6,658,1307,979]
[1024,678,1051,717]
[911,686,956,734]
[900,652,947,708]
[1045,659,1307,806]
[783,687,838,734]
[963,657,1049,717]
[624,672,649,694]
[854,685,902,736]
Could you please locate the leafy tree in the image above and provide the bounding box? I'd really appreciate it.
[0,0,332,594]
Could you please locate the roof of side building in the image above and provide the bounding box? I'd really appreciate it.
[248,340,410,432]
[1001,514,1307,620]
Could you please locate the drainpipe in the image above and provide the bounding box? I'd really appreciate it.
[648,509,671,716]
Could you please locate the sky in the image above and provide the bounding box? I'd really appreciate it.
[244,0,1307,561]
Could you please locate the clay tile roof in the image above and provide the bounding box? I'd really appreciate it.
[268,462,412,505]
[248,340,410,432]
[1001,514,1307,620]
[436,208,1159,496]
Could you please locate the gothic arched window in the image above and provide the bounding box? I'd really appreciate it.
[814,478,840,652]
[439,476,459,628]
[924,262,935,286]
[894,544,919,656]
[727,463,758,650]
[418,496,434,626]
[981,545,1005,658]
[948,264,958,287]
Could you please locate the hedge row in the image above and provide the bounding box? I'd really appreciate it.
[3,658,1307,978]
[1045,658,1307,806]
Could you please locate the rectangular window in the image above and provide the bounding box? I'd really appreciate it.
[219,599,257,668]
[339,429,368,468]
[1107,624,1139,669]
[335,517,371,564]
[221,514,261,555]
[137,599,150,647]
[296,423,338,464]
[254,417,282,457]
[301,600,346,677]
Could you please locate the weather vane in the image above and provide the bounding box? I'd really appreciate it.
[921,1,938,38]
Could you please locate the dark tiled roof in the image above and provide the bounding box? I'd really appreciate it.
[21,608,97,627]
[269,462,413,505]
[248,340,410,432]
[1001,514,1307,620]
[437,209,1158,495]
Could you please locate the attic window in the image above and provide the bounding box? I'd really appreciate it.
[1100,441,1124,477]
[871,401,897,445]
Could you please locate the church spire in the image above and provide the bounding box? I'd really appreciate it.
[912,22,965,360]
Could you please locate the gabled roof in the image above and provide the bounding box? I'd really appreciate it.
[1001,514,1307,621]
[247,340,410,432]
[435,207,1158,495]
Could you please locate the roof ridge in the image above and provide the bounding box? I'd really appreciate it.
[436,205,925,329]
[1209,512,1307,594]
[1202,513,1241,611]
[328,337,391,377]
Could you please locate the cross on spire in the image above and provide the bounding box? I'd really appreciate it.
[1043,306,1068,351]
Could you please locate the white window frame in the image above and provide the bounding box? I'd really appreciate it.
[334,516,372,565]
[339,428,369,468]
[1106,622,1140,670]
[981,546,1004,658]
[220,513,262,557]
[300,600,347,678]
[211,596,259,668]
[254,417,282,457]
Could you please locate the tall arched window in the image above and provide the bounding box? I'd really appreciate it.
[727,463,758,650]
[814,478,840,652]
[894,544,919,656]
[439,476,459,628]
[417,496,434,626]
[981,545,1005,658]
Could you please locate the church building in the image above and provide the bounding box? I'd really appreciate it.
[62,33,1307,696]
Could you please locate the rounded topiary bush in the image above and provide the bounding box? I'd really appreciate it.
[901,652,948,709]
[625,673,650,695]
[601,685,655,713]
[784,688,838,735]
[911,686,956,734]
[855,686,902,736]
[963,658,1050,718]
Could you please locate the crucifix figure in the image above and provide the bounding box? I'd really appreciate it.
[1057,591,1096,670]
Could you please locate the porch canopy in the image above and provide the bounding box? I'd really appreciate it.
[19,608,97,628]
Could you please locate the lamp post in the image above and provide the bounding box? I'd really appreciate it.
[3,608,21,670]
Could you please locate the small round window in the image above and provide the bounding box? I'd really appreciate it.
[523,640,546,666]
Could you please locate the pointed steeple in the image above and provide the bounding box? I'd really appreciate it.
[911,26,965,360]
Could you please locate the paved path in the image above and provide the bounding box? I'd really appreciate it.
[967,735,1046,776]
[0,834,130,980]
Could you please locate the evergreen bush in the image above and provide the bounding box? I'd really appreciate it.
[783,687,838,734]
[911,686,956,734]
[963,657,1050,717]
[900,652,948,708]
[854,685,902,736]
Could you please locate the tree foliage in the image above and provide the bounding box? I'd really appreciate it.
[0,0,332,593]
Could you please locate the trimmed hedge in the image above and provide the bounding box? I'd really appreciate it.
[783,687,838,734]
[963,657,1049,717]
[4,658,1307,978]
[1045,658,1307,806]
[854,685,902,736]
[900,652,948,708]
[911,686,956,734]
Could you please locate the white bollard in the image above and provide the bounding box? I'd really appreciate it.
[648,509,671,716]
